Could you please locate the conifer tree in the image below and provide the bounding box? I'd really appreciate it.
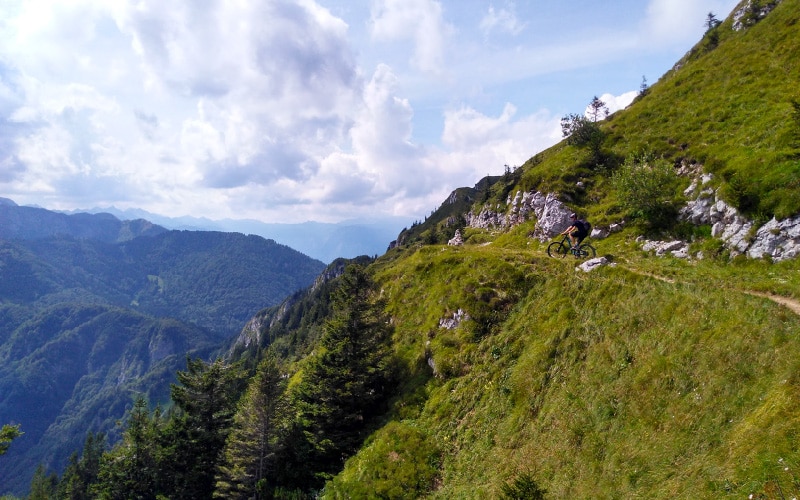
[57,432,106,499]
[587,95,608,122]
[214,353,289,499]
[291,264,394,487]
[165,357,246,499]
[92,398,164,499]
[28,464,58,500]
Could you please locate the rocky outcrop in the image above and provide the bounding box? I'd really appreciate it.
[747,216,800,260]
[681,173,800,261]
[439,308,470,330]
[462,173,799,262]
[466,190,576,240]
[639,238,691,259]
[466,191,546,230]
[448,229,464,246]
[733,0,783,31]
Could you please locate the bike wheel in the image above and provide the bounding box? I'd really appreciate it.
[578,244,596,259]
[547,241,569,258]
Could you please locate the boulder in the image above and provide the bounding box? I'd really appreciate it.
[577,256,611,272]
[531,193,573,241]
[448,229,464,246]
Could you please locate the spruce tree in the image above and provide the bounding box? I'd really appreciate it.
[165,357,246,499]
[291,264,394,487]
[92,398,164,499]
[57,432,106,499]
[214,353,289,499]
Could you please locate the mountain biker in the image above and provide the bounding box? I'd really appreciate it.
[560,213,590,249]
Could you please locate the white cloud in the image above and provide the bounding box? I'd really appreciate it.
[479,3,526,39]
[583,91,639,119]
[0,0,747,224]
[440,104,562,182]
[369,0,454,74]
[641,0,740,46]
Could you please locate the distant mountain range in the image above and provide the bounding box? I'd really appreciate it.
[61,203,416,263]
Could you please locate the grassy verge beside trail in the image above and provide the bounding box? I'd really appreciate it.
[337,242,800,499]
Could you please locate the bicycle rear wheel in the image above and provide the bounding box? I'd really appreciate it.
[547,241,569,258]
[578,244,596,259]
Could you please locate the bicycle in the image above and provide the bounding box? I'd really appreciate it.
[547,235,596,259]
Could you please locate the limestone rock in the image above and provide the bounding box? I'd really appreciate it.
[448,229,464,246]
[577,257,611,272]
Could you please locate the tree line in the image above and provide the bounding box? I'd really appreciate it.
[8,264,395,500]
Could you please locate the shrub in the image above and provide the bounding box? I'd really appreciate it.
[500,472,546,500]
[611,153,682,228]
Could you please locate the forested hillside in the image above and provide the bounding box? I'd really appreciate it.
[3,0,800,498]
[0,211,326,495]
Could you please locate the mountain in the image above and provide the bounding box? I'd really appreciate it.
[224,1,800,498]
[5,1,800,498]
[0,198,167,243]
[0,204,326,494]
[64,204,416,263]
[0,304,218,494]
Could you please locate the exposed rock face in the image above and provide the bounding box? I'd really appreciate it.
[461,174,799,262]
[681,173,800,261]
[733,0,783,31]
[465,190,574,241]
[448,229,464,246]
[640,238,691,258]
[747,216,800,260]
[439,308,469,330]
[531,193,574,240]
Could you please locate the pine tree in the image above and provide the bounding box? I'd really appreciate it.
[92,398,164,499]
[214,353,289,499]
[57,432,106,499]
[291,264,394,487]
[165,357,246,499]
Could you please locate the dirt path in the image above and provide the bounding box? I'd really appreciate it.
[624,267,800,316]
[742,290,800,315]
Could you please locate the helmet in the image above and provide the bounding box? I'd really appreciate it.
[569,213,577,219]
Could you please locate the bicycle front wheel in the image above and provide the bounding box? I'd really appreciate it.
[578,244,596,259]
[547,241,569,258]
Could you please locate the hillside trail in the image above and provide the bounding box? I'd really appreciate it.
[620,265,800,317]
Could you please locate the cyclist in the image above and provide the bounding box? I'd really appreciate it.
[560,213,590,251]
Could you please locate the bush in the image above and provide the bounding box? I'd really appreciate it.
[500,472,546,500]
[611,153,682,228]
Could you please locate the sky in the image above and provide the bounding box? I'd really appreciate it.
[0,0,741,224]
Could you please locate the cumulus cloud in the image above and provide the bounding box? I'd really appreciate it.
[0,0,741,223]
[441,104,561,181]
[369,0,454,74]
[583,91,639,118]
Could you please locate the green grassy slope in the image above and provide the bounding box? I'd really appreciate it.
[306,3,800,497]
[603,0,800,220]
[218,3,800,498]
[327,233,800,498]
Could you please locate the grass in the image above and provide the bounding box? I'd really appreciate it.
[325,238,800,499]
[321,4,800,497]
[484,0,800,230]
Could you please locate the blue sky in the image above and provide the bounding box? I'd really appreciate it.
[0,0,740,224]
